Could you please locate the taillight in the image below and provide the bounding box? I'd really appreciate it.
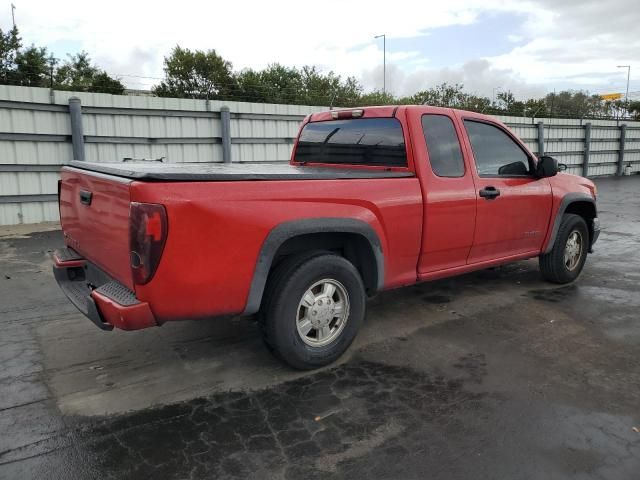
[129,202,168,285]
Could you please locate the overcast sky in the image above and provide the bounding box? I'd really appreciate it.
[2,0,638,99]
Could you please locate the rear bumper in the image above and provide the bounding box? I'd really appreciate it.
[53,248,157,331]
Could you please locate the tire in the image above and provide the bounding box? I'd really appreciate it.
[259,253,366,370]
[539,214,589,284]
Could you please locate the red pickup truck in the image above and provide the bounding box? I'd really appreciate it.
[54,106,600,369]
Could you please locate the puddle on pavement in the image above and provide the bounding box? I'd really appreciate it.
[71,359,490,479]
[527,285,577,303]
[527,284,640,343]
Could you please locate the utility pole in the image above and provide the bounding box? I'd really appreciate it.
[11,3,16,28]
[617,65,631,106]
[375,34,386,95]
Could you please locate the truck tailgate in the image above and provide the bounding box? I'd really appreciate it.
[59,167,134,289]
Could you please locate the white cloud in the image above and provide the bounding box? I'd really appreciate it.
[4,0,489,84]
[486,0,640,94]
[2,0,638,97]
[362,59,547,99]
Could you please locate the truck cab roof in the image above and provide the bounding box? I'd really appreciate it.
[309,105,498,123]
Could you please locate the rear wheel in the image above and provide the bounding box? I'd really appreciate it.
[260,253,366,370]
[539,214,589,284]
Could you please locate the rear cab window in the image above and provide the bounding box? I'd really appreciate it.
[294,118,407,167]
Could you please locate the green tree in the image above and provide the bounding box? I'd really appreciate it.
[299,66,361,107]
[153,46,236,99]
[14,45,50,87]
[88,71,126,94]
[523,98,547,117]
[358,90,396,106]
[628,101,640,120]
[0,26,21,81]
[1,27,122,93]
[235,64,362,106]
[460,94,492,113]
[236,68,268,103]
[253,63,303,104]
[54,52,125,94]
[496,90,516,111]
[545,90,604,118]
[407,83,465,107]
[333,76,362,107]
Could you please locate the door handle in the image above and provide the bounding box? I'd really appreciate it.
[479,186,500,200]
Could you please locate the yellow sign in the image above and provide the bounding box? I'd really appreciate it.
[600,93,623,101]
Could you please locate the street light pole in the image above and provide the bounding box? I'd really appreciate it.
[375,34,386,95]
[617,65,631,106]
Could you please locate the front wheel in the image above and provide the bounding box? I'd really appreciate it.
[539,214,589,284]
[260,253,366,370]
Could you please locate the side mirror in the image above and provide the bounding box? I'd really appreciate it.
[536,156,559,178]
[498,161,530,176]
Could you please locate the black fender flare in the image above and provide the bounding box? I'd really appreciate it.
[543,192,597,254]
[243,218,384,315]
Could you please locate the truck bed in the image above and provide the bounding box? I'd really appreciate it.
[68,161,415,182]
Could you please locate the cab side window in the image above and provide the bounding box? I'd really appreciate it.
[421,115,465,177]
[464,120,531,176]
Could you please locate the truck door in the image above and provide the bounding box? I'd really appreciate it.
[409,109,477,274]
[459,117,553,263]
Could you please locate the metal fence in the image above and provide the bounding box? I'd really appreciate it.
[496,115,640,177]
[0,85,325,225]
[1,85,639,226]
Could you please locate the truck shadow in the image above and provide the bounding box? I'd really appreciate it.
[37,258,549,417]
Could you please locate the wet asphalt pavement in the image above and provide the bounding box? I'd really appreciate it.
[1,176,640,480]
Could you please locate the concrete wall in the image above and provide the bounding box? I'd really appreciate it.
[1,85,639,225]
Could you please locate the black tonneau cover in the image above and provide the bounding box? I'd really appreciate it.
[68,161,414,182]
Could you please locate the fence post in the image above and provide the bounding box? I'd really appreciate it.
[537,121,544,156]
[68,97,85,161]
[220,106,232,163]
[582,122,591,177]
[617,124,627,176]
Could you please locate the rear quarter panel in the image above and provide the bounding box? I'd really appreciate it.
[130,178,423,322]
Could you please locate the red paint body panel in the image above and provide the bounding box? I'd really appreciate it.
[467,176,552,262]
[451,110,553,263]
[541,172,598,251]
[58,169,134,289]
[91,290,157,330]
[130,178,423,322]
[404,107,478,273]
[52,251,85,269]
[56,105,598,331]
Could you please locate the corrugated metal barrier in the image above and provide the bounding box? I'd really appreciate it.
[1,85,639,226]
